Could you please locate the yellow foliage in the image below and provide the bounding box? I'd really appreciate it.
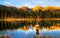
[21,6,28,10]
[32,6,42,12]
[42,6,60,11]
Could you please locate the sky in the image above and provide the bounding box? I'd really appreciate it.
[0,0,60,8]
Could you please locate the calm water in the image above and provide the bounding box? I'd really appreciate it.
[0,29,60,38]
[0,20,60,38]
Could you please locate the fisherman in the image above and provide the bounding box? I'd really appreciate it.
[36,23,39,35]
[33,23,40,38]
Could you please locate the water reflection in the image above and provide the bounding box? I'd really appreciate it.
[0,20,60,30]
[0,29,60,38]
[0,20,60,38]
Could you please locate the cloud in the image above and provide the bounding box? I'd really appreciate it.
[24,4,29,7]
[24,4,33,8]
[23,2,34,8]
[3,2,11,5]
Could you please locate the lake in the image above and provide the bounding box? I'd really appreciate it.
[0,28,60,38]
